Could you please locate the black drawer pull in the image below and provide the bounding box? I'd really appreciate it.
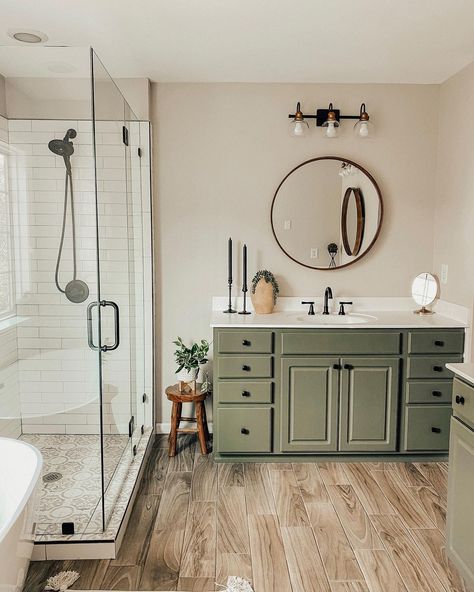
[432,390,442,397]
[434,340,444,347]
[344,364,353,370]
[242,365,251,372]
[433,366,443,372]
[431,427,441,433]
[333,363,341,370]
[241,390,251,397]
[455,395,465,405]
[242,339,251,346]
[241,428,250,435]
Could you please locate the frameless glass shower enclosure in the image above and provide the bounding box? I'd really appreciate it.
[0,45,153,541]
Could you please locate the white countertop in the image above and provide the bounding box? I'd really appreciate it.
[446,363,474,385]
[211,310,467,329]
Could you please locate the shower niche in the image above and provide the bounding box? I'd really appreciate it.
[0,46,154,558]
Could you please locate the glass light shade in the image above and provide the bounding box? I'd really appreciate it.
[289,118,309,137]
[354,119,375,138]
[322,120,340,138]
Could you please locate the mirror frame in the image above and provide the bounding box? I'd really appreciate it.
[270,156,384,270]
[341,187,365,256]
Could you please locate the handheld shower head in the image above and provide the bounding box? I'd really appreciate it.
[48,138,74,157]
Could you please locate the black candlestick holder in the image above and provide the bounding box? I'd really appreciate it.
[238,288,251,315]
[223,281,237,313]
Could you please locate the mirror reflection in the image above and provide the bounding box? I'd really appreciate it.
[271,157,383,269]
[412,272,438,314]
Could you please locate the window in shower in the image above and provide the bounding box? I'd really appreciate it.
[0,149,14,320]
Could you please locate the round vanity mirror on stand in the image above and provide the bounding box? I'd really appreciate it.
[412,272,438,315]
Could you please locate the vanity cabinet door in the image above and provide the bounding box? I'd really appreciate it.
[339,357,400,452]
[281,357,339,452]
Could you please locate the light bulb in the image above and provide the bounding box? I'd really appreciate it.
[326,122,337,138]
[289,119,308,137]
[358,122,369,137]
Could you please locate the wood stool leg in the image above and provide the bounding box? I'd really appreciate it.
[169,401,179,457]
[195,401,208,455]
[202,402,210,441]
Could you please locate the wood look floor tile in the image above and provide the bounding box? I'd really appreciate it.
[330,583,370,592]
[100,566,142,591]
[192,454,217,502]
[216,553,252,587]
[177,577,216,591]
[180,501,217,578]
[281,526,331,592]
[269,469,310,526]
[370,515,446,592]
[248,514,292,592]
[307,502,364,582]
[139,447,169,495]
[168,437,196,472]
[409,485,447,533]
[414,463,448,502]
[355,549,408,592]
[243,464,276,515]
[293,462,329,503]
[343,463,395,515]
[154,471,191,530]
[217,463,244,487]
[409,528,468,592]
[318,462,350,485]
[371,470,435,528]
[217,486,249,553]
[327,485,383,550]
[140,528,184,590]
[383,462,431,487]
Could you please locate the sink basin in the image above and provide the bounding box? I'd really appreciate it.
[294,313,377,324]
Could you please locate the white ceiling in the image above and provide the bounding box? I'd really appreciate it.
[0,0,473,84]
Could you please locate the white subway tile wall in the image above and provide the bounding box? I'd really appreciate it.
[4,118,152,437]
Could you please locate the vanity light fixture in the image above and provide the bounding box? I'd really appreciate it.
[288,102,309,137]
[288,102,374,138]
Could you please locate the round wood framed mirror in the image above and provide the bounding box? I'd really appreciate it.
[270,156,383,270]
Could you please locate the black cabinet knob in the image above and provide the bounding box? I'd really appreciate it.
[333,363,341,370]
[431,427,441,433]
[242,339,251,346]
[434,340,444,347]
[242,365,251,371]
[432,390,442,397]
[241,390,251,397]
[433,366,443,372]
[344,364,353,370]
[455,395,465,405]
[241,428,250,435]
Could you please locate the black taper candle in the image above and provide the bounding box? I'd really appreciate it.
[242,244,247,292]
[228,237,232,284]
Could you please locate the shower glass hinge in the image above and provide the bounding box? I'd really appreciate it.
[62,522,75,535]
[133,445,137,456]
[141,425,144,435]
[142,393,147,403]
[122,125,129,146]
[138,147,142,158]
[128,415,135,438]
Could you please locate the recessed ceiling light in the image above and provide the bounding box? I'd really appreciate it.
[9,29,48,44]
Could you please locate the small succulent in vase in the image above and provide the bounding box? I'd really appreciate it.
[251,270,279,314]
[173,337,209,393]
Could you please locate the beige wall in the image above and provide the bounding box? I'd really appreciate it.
[151,82,440,423]
[433,62,474,315]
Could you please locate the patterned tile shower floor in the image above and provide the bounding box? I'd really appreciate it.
[21,434,129,536]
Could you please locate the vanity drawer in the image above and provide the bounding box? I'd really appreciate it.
[452,378,474,428]
[281,331,401,355]
[408,331,464,354]
[404,405,451,451]
[407,356,462,379]
[406,381,453,404]
[217,331,273,354]
[217,381,273,404]
[217,407,272,453]
[217,356,273,379]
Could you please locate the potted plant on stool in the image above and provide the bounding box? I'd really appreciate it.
[173,337,210,393]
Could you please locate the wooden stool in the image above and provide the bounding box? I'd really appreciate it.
[165,384,209,457]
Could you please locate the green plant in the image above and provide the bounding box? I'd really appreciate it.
[173,337,209,375]
[251,269,280,304]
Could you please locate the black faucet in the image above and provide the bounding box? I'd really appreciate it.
[322,287,333,315]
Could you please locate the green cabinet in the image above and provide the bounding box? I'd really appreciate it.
[281,358,339,452]
[339,358,399,452]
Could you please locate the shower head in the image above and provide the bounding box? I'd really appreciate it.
[48,138,74,157]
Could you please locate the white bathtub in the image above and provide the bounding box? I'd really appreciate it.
[0,437,42,592]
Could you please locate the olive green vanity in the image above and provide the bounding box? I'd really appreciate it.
[212,326,465,460]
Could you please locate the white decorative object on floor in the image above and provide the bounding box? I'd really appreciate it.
[216,576,254,592]
[44,571,80,591]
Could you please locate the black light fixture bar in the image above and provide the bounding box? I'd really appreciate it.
[288,104,362,127]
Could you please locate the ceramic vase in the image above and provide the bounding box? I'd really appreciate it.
[251,279,275,314]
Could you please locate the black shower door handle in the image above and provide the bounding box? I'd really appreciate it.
[101,300,120,352]
[87,300,120,352]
